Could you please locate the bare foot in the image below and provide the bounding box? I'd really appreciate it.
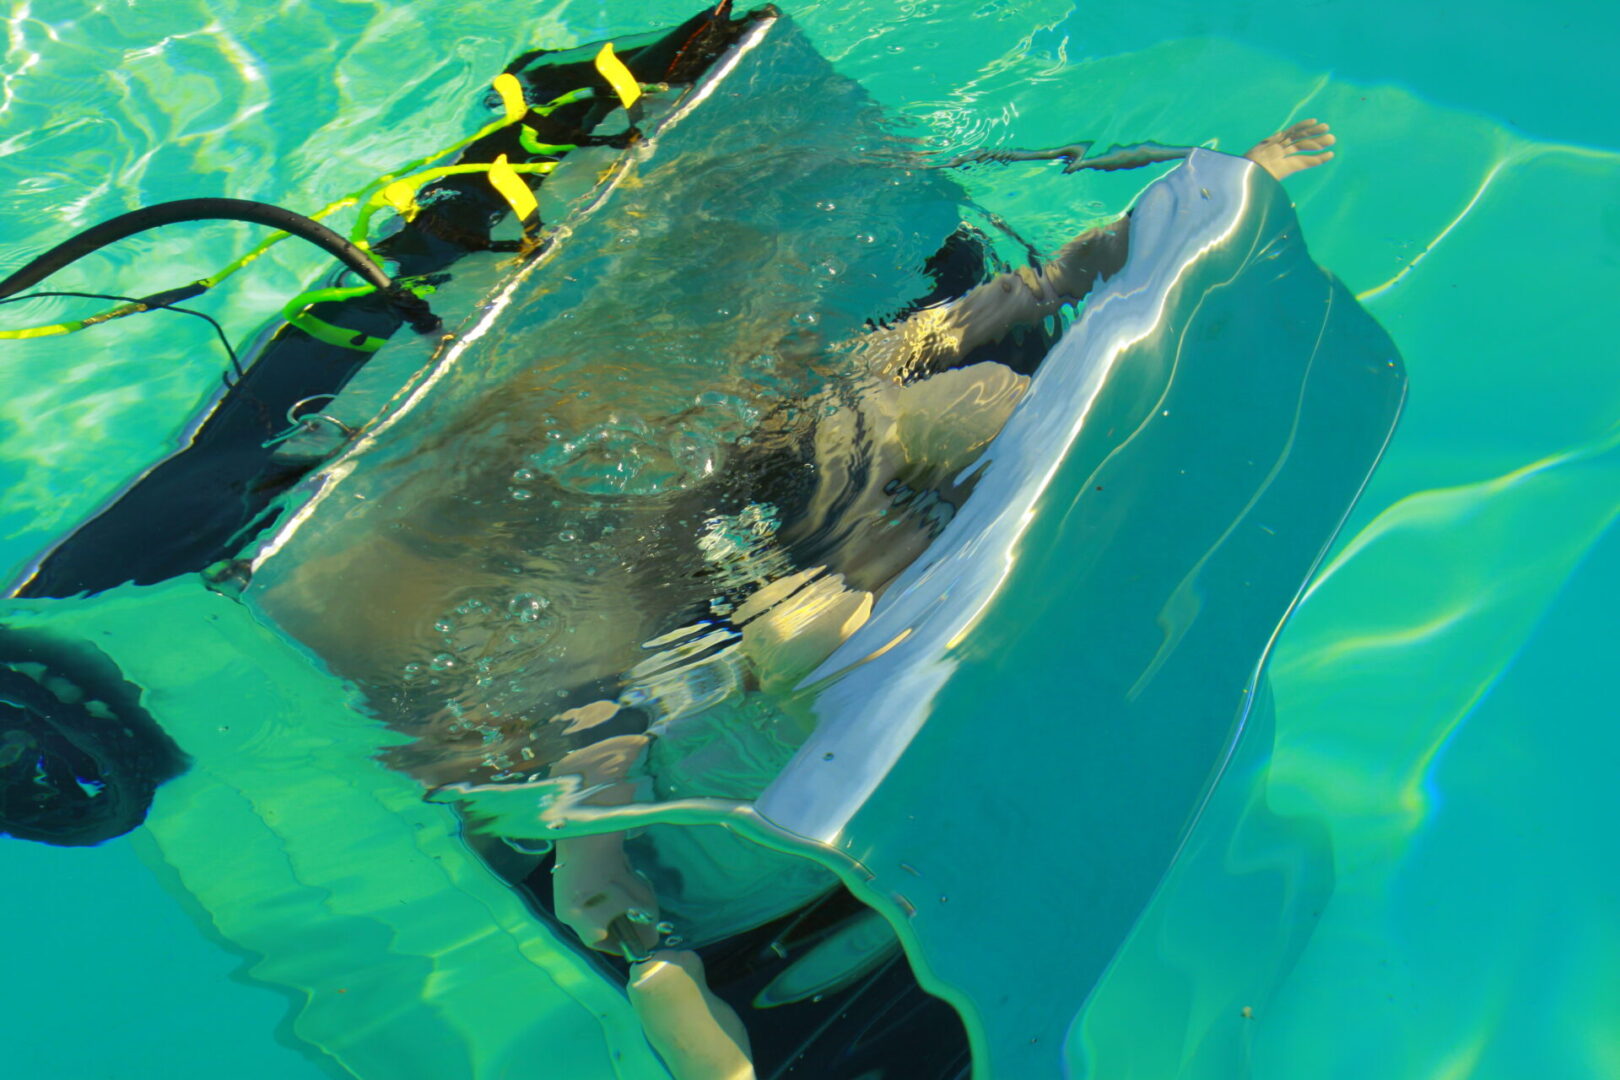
[629,951,756,1080]
[1244,119,1336,181]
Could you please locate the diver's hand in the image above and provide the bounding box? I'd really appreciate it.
[1244,120,1335,181]
[553,832,661,954]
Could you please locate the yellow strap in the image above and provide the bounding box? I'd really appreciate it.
[492,72,527,124]
[380,179,419,218]
[0,322,77,339]
[0,297,162,339]
[351,161,553,246]
[594,43,642,110]
[487,154,538,222]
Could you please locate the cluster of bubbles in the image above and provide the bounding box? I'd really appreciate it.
[398,586,569,782]
[520,413,723,498]
[697,502,795,596]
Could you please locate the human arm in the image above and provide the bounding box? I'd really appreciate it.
[940,138,1196,173]
[857,215,1130,383]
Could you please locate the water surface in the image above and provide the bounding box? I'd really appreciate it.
[2,1,1616,1077]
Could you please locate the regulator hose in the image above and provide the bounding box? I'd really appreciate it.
[0,197,441,334]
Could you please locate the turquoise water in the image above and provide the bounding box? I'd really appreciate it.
[3,1,1617,1078]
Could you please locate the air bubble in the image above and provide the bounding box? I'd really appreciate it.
[626,908,654,925]
[558,530,578,542]
[430,653,457,671]
[510,487,534,501]
[512,467,536,482]
[655,921,675,935]
[433,619,455,634]
[509,594,546,623]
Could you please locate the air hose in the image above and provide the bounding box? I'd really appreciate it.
[0,197,441,334]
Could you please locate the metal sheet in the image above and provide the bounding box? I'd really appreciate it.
[749,149,1406,1075]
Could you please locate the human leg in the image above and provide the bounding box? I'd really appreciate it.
[547,730,662,954]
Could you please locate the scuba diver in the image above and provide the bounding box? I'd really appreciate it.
[536,120,1336,1080]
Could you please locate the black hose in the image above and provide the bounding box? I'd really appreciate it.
[0,197,440,333]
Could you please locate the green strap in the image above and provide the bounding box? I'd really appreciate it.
[281,285,388,353]
[520,127,577,156]
[531,86,595,116]
[281,282,439,354]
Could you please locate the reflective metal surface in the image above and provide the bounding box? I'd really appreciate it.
[753,149,1406,1075]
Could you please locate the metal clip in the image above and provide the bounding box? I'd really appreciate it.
[263,393,356,449]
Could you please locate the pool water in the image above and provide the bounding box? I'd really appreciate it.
[2,1,1617,1078]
